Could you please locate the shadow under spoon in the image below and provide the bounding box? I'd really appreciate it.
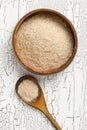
[15,75,62,130]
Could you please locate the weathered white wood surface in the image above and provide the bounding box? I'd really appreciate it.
[0,0,86,130]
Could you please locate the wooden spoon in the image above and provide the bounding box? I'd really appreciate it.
[15,75,62,130]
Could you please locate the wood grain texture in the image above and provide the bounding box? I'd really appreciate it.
[0,0,86,130]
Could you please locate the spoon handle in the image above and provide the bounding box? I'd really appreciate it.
[43,108,62,130]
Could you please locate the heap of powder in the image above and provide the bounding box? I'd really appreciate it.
[18,79,39,102]
[16,13,73,73]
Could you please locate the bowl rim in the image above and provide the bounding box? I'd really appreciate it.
[13,8,78,75]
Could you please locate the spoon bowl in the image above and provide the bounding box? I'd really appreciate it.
[15,75,62,130]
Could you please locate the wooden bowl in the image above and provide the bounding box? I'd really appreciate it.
[13,9,78,75]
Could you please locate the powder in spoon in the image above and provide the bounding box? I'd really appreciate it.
[18,79,39,102]
[16,13,73,73]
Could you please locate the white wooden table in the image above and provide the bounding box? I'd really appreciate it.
[0,0,87,130]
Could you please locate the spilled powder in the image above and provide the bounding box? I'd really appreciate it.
[16,13,73,73]
[18,79,39,102]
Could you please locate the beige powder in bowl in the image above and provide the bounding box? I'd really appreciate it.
[16,13,73,73]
